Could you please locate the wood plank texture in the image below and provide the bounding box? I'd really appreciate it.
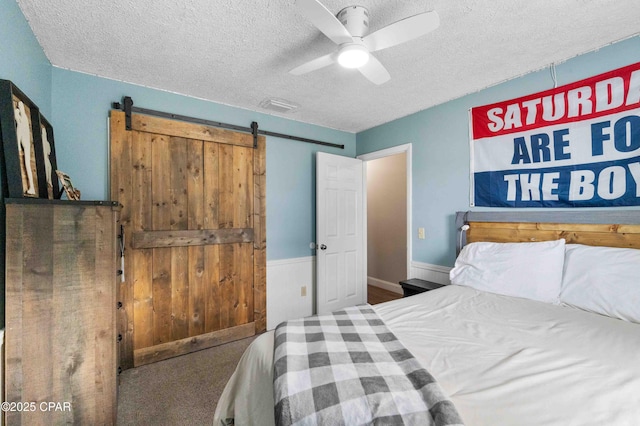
[189,245,206,336]
[170,137,189,341]
[151,134,173,346]
[188,139,206,337]
[203,142,219,229]
[170,137,188,230]
[219,144,234,229]
[233,146,253,228]
[110,110,134,370]
[94,205,119,422]
[131,131,154,352]
[133,323,256,366]
[5,204,25,426]
[187,138,204,230]
[53,205,96,424]
[237,242,254,325]
[170,245,189,341]
[467,221,640,249]
[132,228,255,248]
[5,203,118,425]
[219,244,235,329]
[23,205,54,425]
[253,136,267,332]
[187,140,209,336]
[131,113,254,147]
[203,142,221,334]
[204,244,221,333]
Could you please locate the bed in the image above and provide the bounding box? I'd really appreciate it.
[214,210,640,425]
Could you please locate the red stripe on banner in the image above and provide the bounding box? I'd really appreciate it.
[472,62,640,139]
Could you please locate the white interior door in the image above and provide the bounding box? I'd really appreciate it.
[316,152,365,315]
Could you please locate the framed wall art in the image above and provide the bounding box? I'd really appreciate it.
[35,115,61,199]
[0,79,42,198]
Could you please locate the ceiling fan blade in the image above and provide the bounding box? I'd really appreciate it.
[358,55,390,85]
[296,0,353,45]
[363,11,440,52]
[290,53,336,75]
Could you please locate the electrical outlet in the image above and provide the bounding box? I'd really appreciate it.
[418,227,425,239]
[301,286,307,297]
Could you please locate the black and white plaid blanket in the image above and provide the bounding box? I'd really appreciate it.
[273,305,463,426]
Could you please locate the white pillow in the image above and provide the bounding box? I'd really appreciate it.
[450,239,566,304]
[560,244,640,323]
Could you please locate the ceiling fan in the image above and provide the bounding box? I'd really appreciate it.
[290,0,440,85]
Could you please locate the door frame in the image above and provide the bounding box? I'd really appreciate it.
[357,143,412,287]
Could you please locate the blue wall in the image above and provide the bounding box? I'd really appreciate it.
[357,36,640,267]
[0,0,51,115]
[51,69,355,261]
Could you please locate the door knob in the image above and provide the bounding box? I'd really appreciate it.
[319,244,327,250]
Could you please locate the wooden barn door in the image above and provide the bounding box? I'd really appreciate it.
[109,110,266,369]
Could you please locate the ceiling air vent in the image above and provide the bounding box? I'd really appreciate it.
[259,98,299,113]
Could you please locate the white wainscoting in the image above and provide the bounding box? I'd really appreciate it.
[266,256,316,330]
[410,261,452,284]
[266,257,452,330]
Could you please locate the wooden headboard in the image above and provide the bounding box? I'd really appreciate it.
[455,211,640,254]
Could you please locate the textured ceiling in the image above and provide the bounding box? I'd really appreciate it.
[16,0,640,133]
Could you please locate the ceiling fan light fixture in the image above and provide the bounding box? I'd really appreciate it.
[337,43,369,69]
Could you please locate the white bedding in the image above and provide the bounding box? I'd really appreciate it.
[214,285,640,425]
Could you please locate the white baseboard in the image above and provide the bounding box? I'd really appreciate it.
[410,261,452,285]
[367,276,403,294]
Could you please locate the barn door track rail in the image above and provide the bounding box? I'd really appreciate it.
[111,96,344,150]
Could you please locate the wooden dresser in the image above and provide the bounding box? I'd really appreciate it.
[4,198,119,425]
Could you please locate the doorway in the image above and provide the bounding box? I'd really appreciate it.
[358,144,412,294]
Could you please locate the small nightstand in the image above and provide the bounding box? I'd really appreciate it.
[399,278,445,297]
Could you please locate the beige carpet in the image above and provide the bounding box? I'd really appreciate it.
[117,336,256,425]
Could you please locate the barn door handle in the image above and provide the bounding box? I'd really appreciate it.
[118,224,125,283]
[319,244,327,250]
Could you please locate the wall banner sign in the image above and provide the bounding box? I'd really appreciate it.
[470,62,640,207]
